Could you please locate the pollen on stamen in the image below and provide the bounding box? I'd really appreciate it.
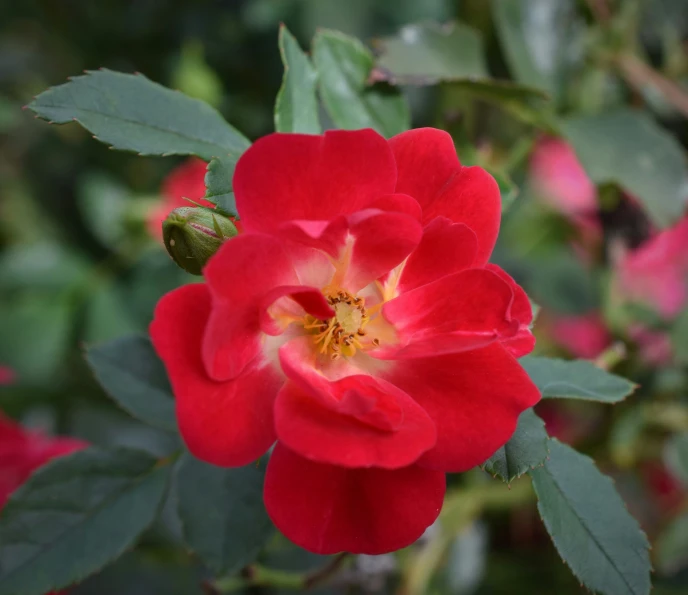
[303,289,380,358]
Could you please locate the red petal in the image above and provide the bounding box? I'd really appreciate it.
[390,129,500,264]
[203,234,300,380]
[277,338,436,468]
[235,130,397,232]
[264,444,445,554]
[150,284,281,467]
[384,343,541,472]
[274,374,436,469]
[485,264,535,358]
[379,268,518,359]
[398,217,478,293]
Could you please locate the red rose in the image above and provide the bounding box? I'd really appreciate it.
[147,158,215,240]
[0,413,87,508]
[151,128,539,554]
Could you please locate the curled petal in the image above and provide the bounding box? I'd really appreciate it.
[150,284,281,467]
[264,443,446,554]
[384,343,541,472]
[235,129,397,232]
[379,268,519,359]
[485,264,535,358]
[275,380,436,469]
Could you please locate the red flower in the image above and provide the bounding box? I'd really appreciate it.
[0,413,87,508]
[616,216,688,319]
[151,128,539,554]
[547,312,612,360]
[147,158,215,240]
[529,136,598,217]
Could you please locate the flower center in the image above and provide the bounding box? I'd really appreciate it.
[304,290,379,359]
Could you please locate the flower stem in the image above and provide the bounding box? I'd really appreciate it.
[210,553,351,593]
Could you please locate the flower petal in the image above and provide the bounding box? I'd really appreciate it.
[485,264,535,357]
[150,284,281,467]
[235,129,397,232]
[203,234,300,380]
[398,217,478,293]
[264,443,445,554]
[379,268,519,359]
[275,379,436,469]
[384,343,541,472]
[390,128,500,264]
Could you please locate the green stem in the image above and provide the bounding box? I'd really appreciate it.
[211,553,350,593]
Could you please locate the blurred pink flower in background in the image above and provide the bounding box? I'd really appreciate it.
[0,366,14,385]
[529,136,598,216]
[548,313,612,360]
[147,158,214,240]
[628,325,674,367]
[617,217,688,319]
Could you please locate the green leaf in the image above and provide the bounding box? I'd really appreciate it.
[521,356,636,403]
[373,21,487,84]
[530,440,651,595]
[313,29,410,138]
[86,334,177,432]
[655,512,688,575]
[484,408,549,482]
[0,447,172,595]
[492,0,575,96]
[449,80,555,130]
[664,432,688,488]
[372,22,553,130]
[561,109,688,228]
[176,453,274,574]
[28,69,250,160]
[204,156,237,216]
[275,25,321,134]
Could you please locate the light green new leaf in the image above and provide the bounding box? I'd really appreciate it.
[275,25,320,134]
[176,453,274,574]
[204,155,237,216]
[521,356,636,402]
[0,448,172,595]
[530,440,651,595]
[313,29,410,138]
[484,408,549,482]
[28,69,250,160]
[86,334,177,432]
[562,109,688,228]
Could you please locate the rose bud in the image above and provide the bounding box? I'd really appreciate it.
[162,206,237,275]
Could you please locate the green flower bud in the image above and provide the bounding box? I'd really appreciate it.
[162,206,237,275]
